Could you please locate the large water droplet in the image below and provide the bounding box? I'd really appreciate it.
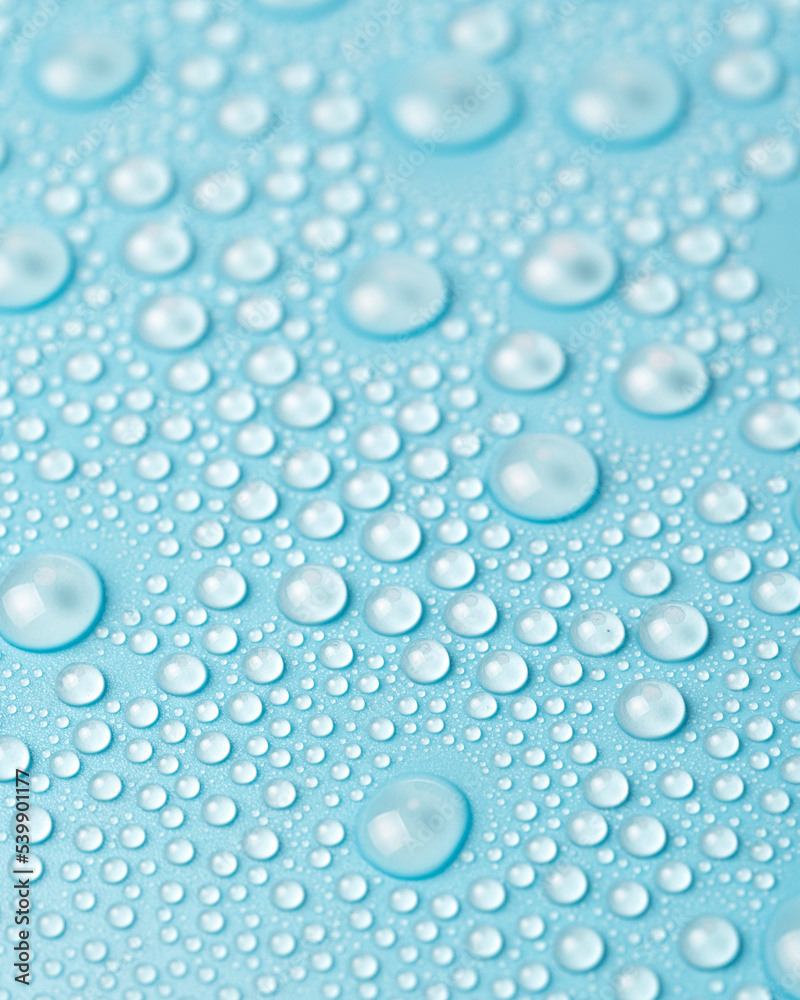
[485,331,566,392]
[750,571,800,614]
[0,553,103,651]
[489,433,599,521]
[357,774,471,878]
[569,609,625,656]
[385,56,516,148]
[340,253,449,337]
[402,640,450,683]
[764,894,800,998]
[36,35,144,105]
[517,231,617,307]
[742,401,800,451]
[638,602,708,661]
[0,736,31,781]
[477,650,528,693]
[277,565,348,624]
[567,56,684,143]
[679,915,740,969]
[0,225,71,310]
[616,680,686,739]
[157,653,208,696]
[364,585,422,635]
[56,664,106,706]
[137,294,208,352]
[616,343,709,416]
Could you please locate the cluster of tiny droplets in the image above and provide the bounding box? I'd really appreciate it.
[1,1,800,999]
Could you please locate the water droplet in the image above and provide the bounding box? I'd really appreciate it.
[489,433,599,521]
[517,231,617,307]
[157,653,208,696]
[137,294,208,350]
[107,156,174,208]
[554,925,605,972]
[638,602,708,661]
[363,512,422,562]
[385,56,516,148]
[569,609,625,656]
[616,680,686,739]
[679,915,741,970]
[485,331,565,392]
[36,35,143,104]
[0,225,71,310]
[357,774,470,878]
[56,664,106,706]
[616,343,708,415]
[742,400,800,450]
[567,56,683,143]
[0,553,103,651]
[622,558,672,596]
[401,639,449,683]
[340,253,449,337]
[364,585,422,635]
[0,736,30,781]
[277,565,348,624]
[515,607,558,645]
[477,650,528,693]
[750,571,800,614]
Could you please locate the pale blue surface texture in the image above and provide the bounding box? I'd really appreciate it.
[1,1,800,998]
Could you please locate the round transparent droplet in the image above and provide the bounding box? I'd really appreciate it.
[742,401,800,451]
[750,571,800,614]
[277,566,347,625]
[518,231,617,307]
[485,331,565,392]
[478,650,528,694]
[616,343,708,416]
[444,591,497,637]
[364,586,422,636]
[340,253,448,338]
[515,607,557,645]
[37,35,143,104]
[622,558,671,596]
[489,432,599,521]
[638,602,708,661]
[56,664,105,706]
[107,156,174,208]
[0,225,71,310]
[679,915,740,970]
[357,775,470,879]
[137,295,208,351]
[362,512,422,562]
[567,56,683,143]
[402,640,450,684]
[569,609,625,656]
[0,553,103,651]
[385,56,515,148]
[616,680,686,739]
